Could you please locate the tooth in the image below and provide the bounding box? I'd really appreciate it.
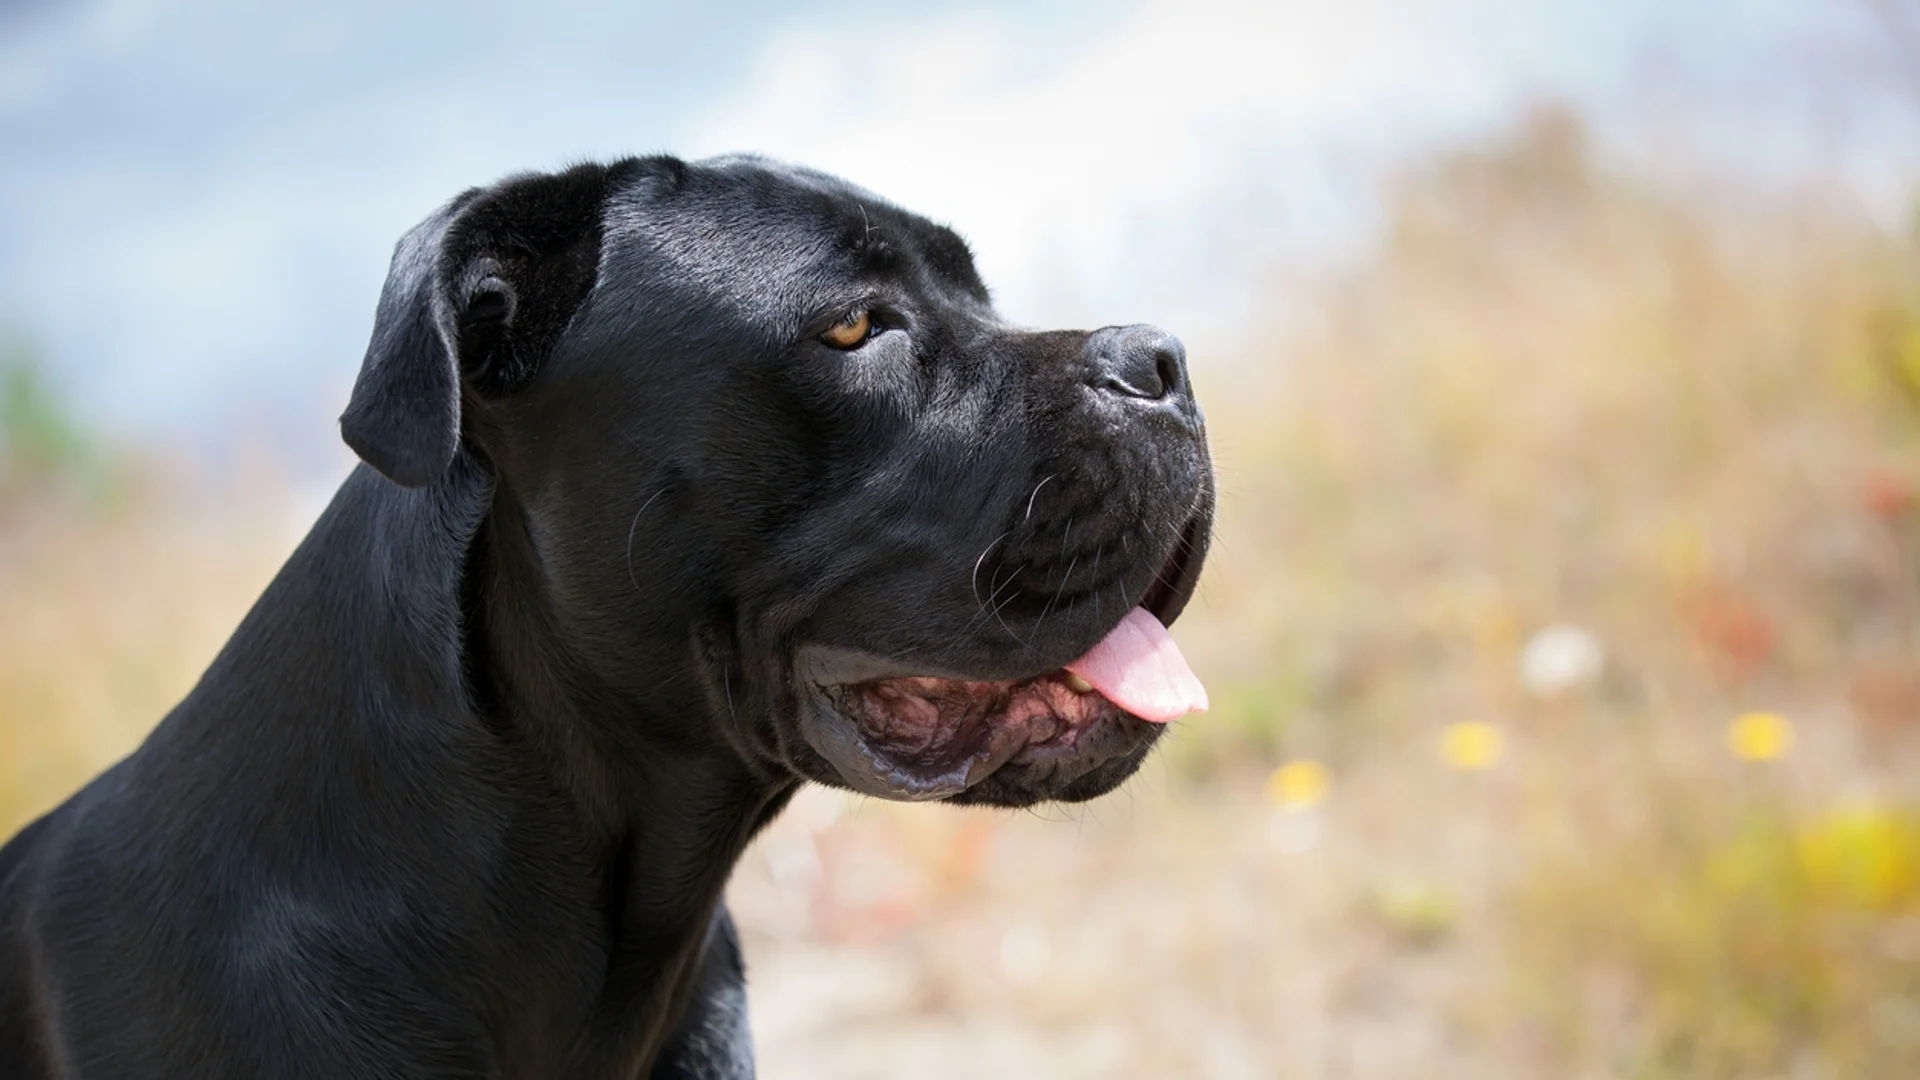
[1063,672,1094,694]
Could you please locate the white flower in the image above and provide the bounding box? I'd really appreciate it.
[1519,623,1605,697]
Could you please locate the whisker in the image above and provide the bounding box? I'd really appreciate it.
[970,529,1013,611]
[1090,545,1106,626]
[953,557,1032,650]
[624,487,669,594]
[985,565,1030,647]
[1023,475,1055,522]
[1030,553,1079,641]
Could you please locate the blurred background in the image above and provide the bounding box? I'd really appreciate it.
[5,0,1920,1075]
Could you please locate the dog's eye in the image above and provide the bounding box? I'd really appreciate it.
[819,310,873,350]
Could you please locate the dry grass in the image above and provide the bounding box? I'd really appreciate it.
[0,487,297,832]
[4,108,1920,1077]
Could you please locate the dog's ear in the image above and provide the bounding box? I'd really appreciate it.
[339,194,473,488]
[340,162,632,487]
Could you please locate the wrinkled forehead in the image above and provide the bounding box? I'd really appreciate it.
[598,156,986,338]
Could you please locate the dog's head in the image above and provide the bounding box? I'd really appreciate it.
[341,157,1212,807]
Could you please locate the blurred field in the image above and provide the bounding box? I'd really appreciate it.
[5,108,1920,1077]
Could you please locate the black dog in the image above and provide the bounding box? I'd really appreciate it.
[0,156,1213,1079]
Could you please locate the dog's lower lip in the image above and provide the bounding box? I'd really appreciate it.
[806,666,1135,797]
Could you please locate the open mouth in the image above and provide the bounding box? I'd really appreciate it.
[801,511,1210,800]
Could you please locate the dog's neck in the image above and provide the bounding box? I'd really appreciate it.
[460,461,795,841]
[452,458,795,1060]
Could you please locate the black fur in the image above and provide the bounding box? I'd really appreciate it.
[0,155,1213,1078]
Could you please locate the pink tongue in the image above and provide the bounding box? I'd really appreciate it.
[1064,607,1208,723]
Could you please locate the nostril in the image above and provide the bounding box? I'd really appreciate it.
[1153,346,1181,399]
[1085,325,1189,403]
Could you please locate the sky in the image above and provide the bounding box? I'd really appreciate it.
[0,0,1910,471]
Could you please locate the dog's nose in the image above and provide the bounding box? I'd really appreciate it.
[1085,324,1188,403]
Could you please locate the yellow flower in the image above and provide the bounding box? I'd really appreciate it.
[1796,806,1920,910]
[1439,722,1504,771]
[1265,759,1331,808]
[1727,711,1793,761]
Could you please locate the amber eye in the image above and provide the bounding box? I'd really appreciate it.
[820,309,872,349]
